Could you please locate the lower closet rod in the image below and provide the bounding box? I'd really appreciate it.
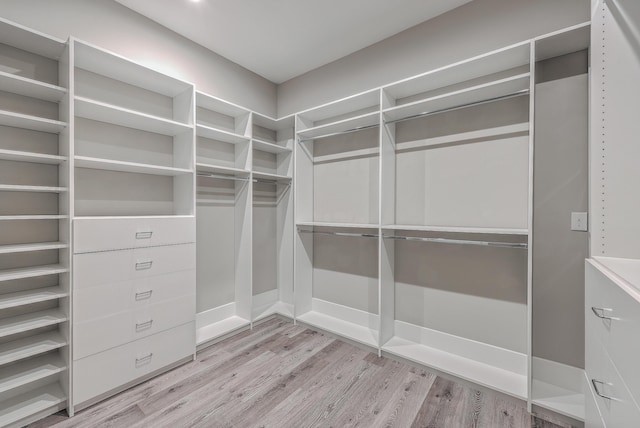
[197,172,251,182]
[383,235,528,249]
[297,229,379,239]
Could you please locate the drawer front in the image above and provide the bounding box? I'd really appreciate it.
[586,260,640,404]
[73,322,195,406]
[74,269,196,322]
[588,345,640,428]
[74,293,195,359]
[74,217,195,253]
[74,243,196,289]
[585,381,607,428]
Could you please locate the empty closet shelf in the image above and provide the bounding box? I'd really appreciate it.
[196,163,250,178]
[0,215,68,221]
[0,383,65,428]
[0,354,65,395]
[75,156,192,176]
[383,224,528,235]
[0,184,67,193]
[297,221,379,230]
[0,264,68,282]
[0,287,67,311]
[0,149,67,165]
[0,309,67,339]
[382,234,527,249]
[196,124,249,144]
[297,112,379,142]
[252,171,291,183]
[0,332,66,366]
[0,70,66,102]
[297,228,379,239]
[252,139,292,154]
[0,110,66,134]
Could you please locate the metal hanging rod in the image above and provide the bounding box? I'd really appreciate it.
[385,89,530,125]
[254,178,292,186]
[298,123,379,143]
[197,172,251,182]
[297,229,379,239]
[382,234,528,249]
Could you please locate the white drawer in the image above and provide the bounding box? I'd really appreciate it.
[585,380,607,428]
[74,243,196,289]
[74,293,195,359]
[587,342,640,428]
[73,322,194,406]
[74,269,195,322]
[73,217,195,253]
[586,260,640,405]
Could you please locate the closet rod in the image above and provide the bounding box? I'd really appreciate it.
[254,178,292,186]
[197,172,251,182]
[385,89,529,125]
[383,235,528,249]
[297,229,379,239]
[298,123,379,143]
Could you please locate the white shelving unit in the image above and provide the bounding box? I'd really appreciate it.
[0,17,71,427]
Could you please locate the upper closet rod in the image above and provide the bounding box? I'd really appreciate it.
[297,228,379,239]
[254,178,292,186]
[197,172,251,182]
[298,123,379,143]
[385,89,529,125]
[383,234,528,249]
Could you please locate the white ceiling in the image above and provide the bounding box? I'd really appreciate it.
[114,0,473,84]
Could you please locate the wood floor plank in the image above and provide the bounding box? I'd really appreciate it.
[31,319,571,428]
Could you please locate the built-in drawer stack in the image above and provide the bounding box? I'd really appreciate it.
[585,259,640,427]
[72,217,196,407]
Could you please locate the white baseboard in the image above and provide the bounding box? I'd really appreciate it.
[312,298,379,330]
[196,302,237,329]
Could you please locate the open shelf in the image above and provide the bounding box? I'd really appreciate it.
[196,124,249,144]
[252,171,291,183]
[0,109,66,134]
[0,149,66,165]
[0,215,68,221]
[296,310,379,348]
[0,287,67,311]
[383,224,529,235]
[0,355,65,395]
[196,316,250,346]
[196,91,249,119]
[0,184,67,193]
[0,17,65,59]
[382,336,527,399]
[383,73,530,123]
[0,382,65,428]
[297,111,379,141]
[531,379,585,421]
[0,242,67,254]
[196,163,250,177]
[252,139,292,154]
[298,89,380,123]
[253,113,295,132]
[0,333,66,366]
[297,222,379,230]
[75,156,192,176]
[0,264,67,282]
[0,309,67,339]
[75,96,192,137]
[591,257,640,302]
[0,71,66,102]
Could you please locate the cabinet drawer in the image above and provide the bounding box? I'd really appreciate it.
[74,293,195,359]
[73,322,194,406]
[74,269,195,322]
[74,243,196,289]
[586,260,640,404]
[74,217,195,253]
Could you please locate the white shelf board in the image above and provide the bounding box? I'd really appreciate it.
[535,22,590,61]
[0,264,67,282]
[383,225,529,235]
[0,149,66,165]
[0,309,66,339]
[531,379,585,421]
[0,355,65,395]
[296,310,379,348]
[297,89,380,123]
[252,113,295,131]
[0,17,66,59]
[297,111,379,141]
[252,171,292,183]
[0,287,67,311]
[0,215,68,221]
[384,74,530,123]
[591,257,640,303]
[75,156,192,176]
[196,163,250,177]
[0,71,66,102]
[0,184,67,193]
[252,139,292,154]
[297,222,379,230]
[196,124,249,144]
[383,42,530,100]
[196,91,249,118]
[394,123,530,152]
[0,332,66,366]
[74,39,192,97]
[75,96,192,137]
[0,109,66,134]
[196,315,250,346]
[73,214,194,221]
[382,336,527,399]
[0,242,67,254]
[0,382,65,427]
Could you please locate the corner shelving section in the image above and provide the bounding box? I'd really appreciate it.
[0,17,71,427]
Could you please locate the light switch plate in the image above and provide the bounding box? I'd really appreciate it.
[571,212,588,231]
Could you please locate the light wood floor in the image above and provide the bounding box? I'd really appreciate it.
[32,318,571,428]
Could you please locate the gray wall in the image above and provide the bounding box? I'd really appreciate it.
[0,0,277,116]
[277,0,589,116]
